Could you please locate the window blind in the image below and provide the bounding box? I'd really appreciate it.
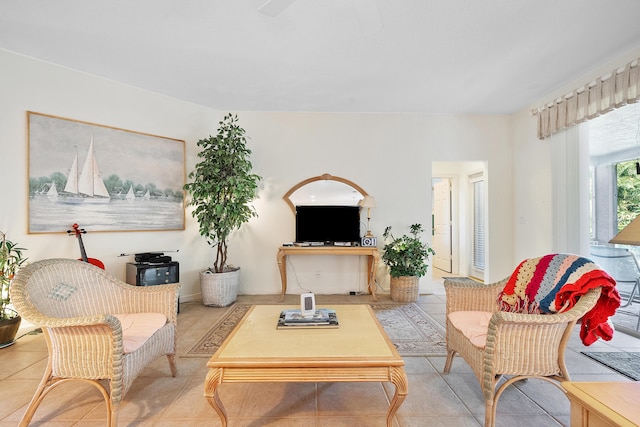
[472,178,485,272]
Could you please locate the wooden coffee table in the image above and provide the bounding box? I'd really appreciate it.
[204,304,408,427]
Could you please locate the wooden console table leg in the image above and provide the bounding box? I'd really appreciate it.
[204,368,228,427]
[387,366,408,427]
[368,252,379,301]
[277,249,287,302]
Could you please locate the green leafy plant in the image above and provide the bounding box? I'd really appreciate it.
[616,160,640,231]
[382,224,434,278]
[1,232,27,320]
[183,114,261,273]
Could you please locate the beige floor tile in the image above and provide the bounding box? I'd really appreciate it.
[14,381,105,423]
[396,415,481,427]
[0,421,76,427]
[241,382,317,418]
[149,421,221,427]
[2,280,640,426]
[163,377,250,419]
[317,382,389,416]
[85,376,190,424]
[0,347,47,379]
[232,417,316,427]
[394,374,470,417]
[317,415,392,427]
[0,378,45,421]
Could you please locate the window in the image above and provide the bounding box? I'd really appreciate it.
[590,102,640,243]
[589,103,640,335]
[615,160,640,232]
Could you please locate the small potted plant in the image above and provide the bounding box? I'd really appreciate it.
[1,231,27,347]
[382,224,434,302]
[184,113,261,306]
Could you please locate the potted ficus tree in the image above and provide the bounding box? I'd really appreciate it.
[184,113,261,306]
[382,223,435,303]
[1,231,27,347]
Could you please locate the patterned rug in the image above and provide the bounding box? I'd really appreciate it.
[184,302,447,357]
[184,304,253,357]
[581,352,640,381]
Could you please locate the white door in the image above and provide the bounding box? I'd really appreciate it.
[432,179,452,273]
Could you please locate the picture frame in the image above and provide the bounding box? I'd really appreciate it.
[27,111,185,233]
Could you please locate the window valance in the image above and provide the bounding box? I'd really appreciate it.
[533,57,640,140]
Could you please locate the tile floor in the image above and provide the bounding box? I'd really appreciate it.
[1,273,639,427]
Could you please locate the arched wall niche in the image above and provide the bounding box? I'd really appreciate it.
[283,173,368,213]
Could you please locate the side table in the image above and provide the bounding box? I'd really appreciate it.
[562,381,640,426]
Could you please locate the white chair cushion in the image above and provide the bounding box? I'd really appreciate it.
[113,313,167,354]
[448,311,493,348]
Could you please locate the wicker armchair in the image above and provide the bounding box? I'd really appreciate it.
[443,277,602,427]
[10,258,180,427]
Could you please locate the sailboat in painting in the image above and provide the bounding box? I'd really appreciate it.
[62,136,110,204]
[46,182,58,201]
[125,185,135,201]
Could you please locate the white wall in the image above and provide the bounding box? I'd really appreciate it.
[1,50,219,301]
[1,49,516,301]
[235,113,514,293]
[510,108,553,261]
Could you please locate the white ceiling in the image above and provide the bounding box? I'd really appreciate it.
[2,0,640,114]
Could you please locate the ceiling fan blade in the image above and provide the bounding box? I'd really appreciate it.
[258,0,296,17]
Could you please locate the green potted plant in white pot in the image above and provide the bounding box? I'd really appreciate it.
[184,113,261,306]
[1,231,27,347]
[382,223,435,303]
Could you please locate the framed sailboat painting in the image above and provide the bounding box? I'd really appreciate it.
[27,111,185,233]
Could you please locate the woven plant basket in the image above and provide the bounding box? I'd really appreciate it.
[200,268,240,307]
[390,275,419,303]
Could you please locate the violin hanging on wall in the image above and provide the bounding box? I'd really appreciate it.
[67,223,105,269]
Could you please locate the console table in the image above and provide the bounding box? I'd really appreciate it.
[276,246,380,301]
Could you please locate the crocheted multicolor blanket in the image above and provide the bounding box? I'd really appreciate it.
[497,254,621,345]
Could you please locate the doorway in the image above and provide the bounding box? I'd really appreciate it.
[432,161,486,279]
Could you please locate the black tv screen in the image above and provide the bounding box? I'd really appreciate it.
[295,205,361,243]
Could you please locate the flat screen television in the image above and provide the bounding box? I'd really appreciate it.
[295,205,360,243]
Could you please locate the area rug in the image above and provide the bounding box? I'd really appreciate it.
[581,352,640,381]
[370,302,447,356]
[184,303,253,357]
[185,302,447,358]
